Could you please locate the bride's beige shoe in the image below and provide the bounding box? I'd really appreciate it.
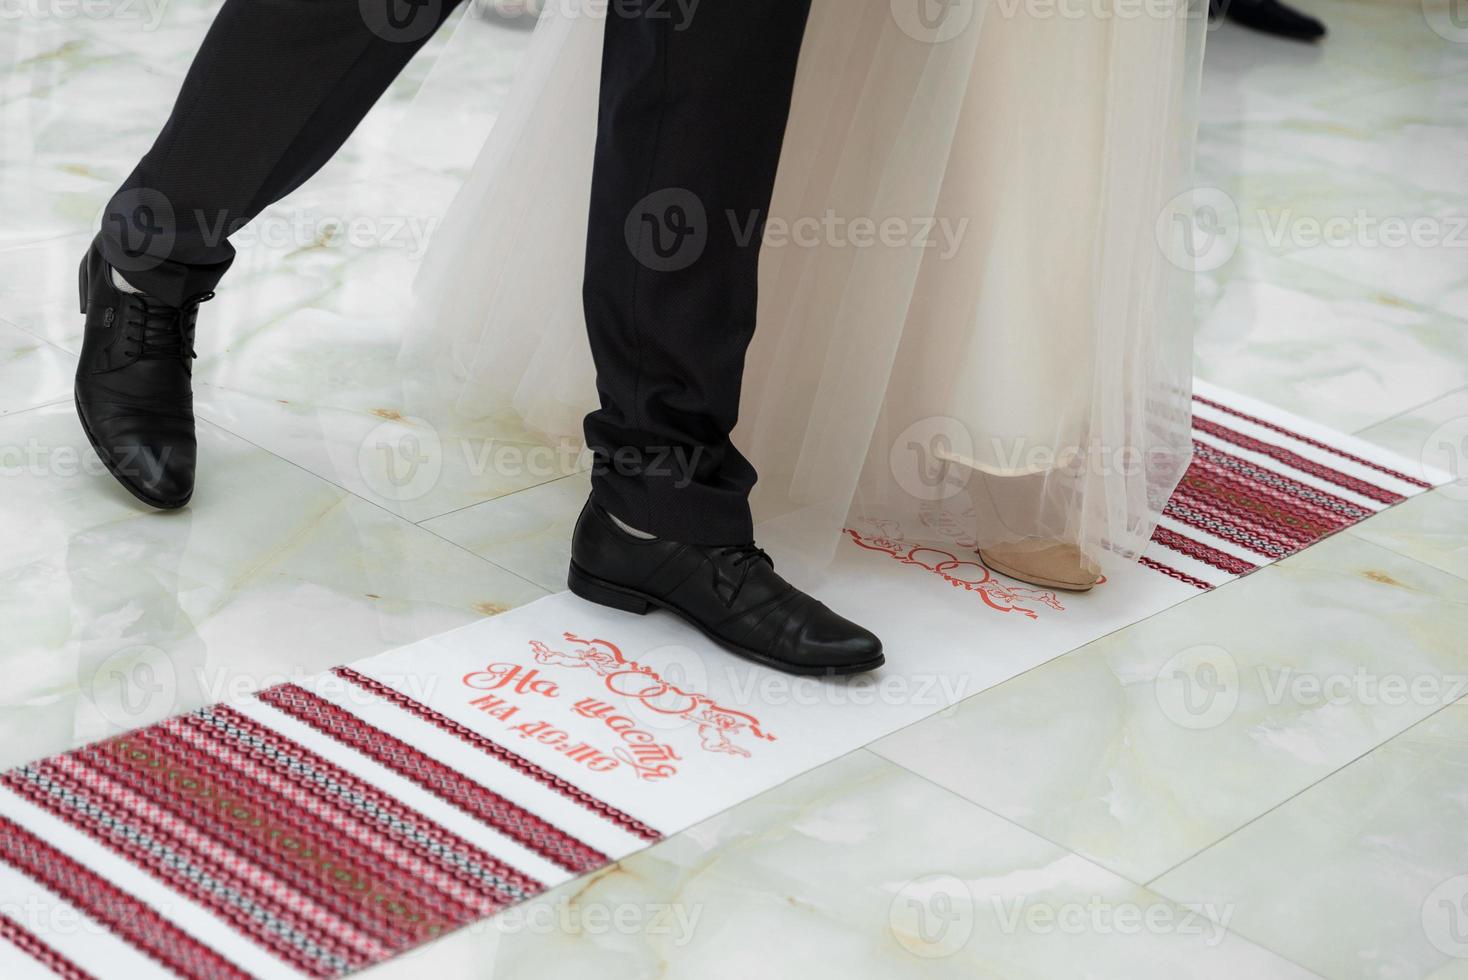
[978,541,1101,592]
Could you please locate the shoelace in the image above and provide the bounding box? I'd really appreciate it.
[712,543,775,604]
[123,291,214,363]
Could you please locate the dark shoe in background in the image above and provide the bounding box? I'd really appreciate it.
[75,236,211,510]
[1212,0,1327,42]
[569,500,885,676]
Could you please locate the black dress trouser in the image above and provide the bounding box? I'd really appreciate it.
[102,0,814,545]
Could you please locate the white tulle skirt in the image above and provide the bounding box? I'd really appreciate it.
[409,0,1207,571]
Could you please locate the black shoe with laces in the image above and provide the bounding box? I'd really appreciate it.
[568,499,885,676]
[74,236,212,509]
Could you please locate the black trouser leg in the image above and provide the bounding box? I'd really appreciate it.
[582,0,814,545]
[101,0,465,307]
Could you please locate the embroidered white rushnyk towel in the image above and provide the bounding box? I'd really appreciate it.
[0,383,1448,979]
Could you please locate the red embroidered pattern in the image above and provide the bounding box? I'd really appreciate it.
[258,684,609,873]
[4,756,359,977]
[1137,556,1214,591]
[169,709,528,919]
[122,718,469,953]
[156,717,507,941]
[1169,478,1328,556]
[122,725,433,953]
[0,912,96,980]
[190,704,540,909]
[1190,441,1371,523]
[1165,498,1295,559]
[1193,416,1405,505]
[1170,446,1362,558]
[0,815,253,980]
[3,692,550,978]
[332,666,661,842]
[1150,527,1259,576]
[1193,393,1430,489]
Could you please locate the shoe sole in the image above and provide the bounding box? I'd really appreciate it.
[978,551,1097,593]
[568,561,885,677]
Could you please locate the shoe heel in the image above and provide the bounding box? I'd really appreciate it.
[568,564,651,615]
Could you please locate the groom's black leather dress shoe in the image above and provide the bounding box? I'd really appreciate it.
[569,501,885,676]
[75,238,211,510]
[1212,0,1326,41]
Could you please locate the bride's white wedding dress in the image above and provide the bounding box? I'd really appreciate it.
[409,0,1207,572]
